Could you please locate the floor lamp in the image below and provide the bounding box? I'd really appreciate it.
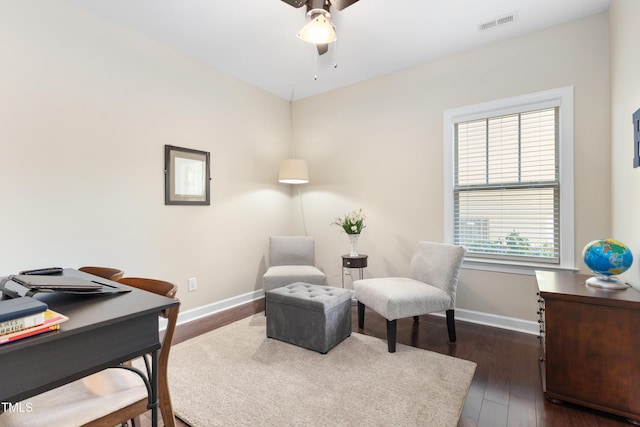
[279,158,309,236]
[278,159,308,185]
[279,91,309,235]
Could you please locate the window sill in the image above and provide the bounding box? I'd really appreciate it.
[462,258,578,276]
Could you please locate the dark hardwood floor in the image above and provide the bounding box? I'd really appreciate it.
[141,299,631,427]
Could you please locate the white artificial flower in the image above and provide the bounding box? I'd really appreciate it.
[332,208,367,234]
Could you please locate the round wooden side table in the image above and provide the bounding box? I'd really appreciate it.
[341,254,368,288]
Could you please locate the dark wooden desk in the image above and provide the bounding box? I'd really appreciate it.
[536,270,640,423]
[0,269,178,426]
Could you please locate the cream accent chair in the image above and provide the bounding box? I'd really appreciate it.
[262,236,327,294]
[353,241,467,353]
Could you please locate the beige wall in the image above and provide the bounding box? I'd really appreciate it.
[296,13,611,320]
[610,0,640,290]
[0,1,292,311]
[0,2,615,323]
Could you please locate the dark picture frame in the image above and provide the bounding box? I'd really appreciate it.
[633,108,640,168]
[164,145,211,205]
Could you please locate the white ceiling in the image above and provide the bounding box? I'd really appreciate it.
[67,0,611,100]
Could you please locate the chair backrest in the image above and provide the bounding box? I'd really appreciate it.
[269,236,316,267]
[117,277,179,427]
[79,266,124,281]
[409,241,467,304]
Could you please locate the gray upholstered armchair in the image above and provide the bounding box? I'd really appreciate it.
[262,236,327,293]
[353,241,466,352]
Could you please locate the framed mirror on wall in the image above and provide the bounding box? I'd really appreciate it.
[164,144,211,205]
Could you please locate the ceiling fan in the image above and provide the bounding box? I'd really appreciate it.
[281,0,360,55]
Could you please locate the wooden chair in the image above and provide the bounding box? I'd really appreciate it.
[78,266,124,282]
[0,277,179,427]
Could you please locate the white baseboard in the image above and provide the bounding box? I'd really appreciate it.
[177,289,265,325]
[164,290,539,336]
[159,289,265,331]
[430,308,539,336]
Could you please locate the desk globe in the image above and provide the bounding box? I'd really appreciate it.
[582,238,633,289]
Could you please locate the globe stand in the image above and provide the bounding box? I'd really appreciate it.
[585,275,629,290]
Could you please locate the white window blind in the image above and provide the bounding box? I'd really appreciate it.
[454,107,560,263]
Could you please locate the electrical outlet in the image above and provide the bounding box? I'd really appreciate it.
[188,277,197,292]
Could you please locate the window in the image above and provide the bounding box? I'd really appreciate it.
[443,87,574,273]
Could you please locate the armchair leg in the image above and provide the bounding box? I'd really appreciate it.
[386,319,397,353]
[357,301,365,329]
[446,309,456,342]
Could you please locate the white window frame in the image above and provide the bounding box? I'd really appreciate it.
[443,87,575,275]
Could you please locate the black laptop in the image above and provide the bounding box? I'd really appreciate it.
[10,275,105,291]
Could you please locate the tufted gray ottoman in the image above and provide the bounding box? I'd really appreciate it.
[266,282,352,354]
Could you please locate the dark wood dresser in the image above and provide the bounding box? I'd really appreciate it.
[536,270,640,423]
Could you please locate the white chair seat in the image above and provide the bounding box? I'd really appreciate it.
[0,368,147,427]
[263,265,327,292]
[354,277,451,320]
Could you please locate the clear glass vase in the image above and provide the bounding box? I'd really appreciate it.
[348,234,360,257]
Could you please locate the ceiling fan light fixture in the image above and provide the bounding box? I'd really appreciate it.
[297,14,336,44]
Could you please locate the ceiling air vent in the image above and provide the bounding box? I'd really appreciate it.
[478,13,516,32]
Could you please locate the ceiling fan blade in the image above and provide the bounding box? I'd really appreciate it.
[317,43,328,55]
[280,0,307,8]
[330,0,359,11]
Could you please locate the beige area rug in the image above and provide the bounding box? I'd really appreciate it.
[168,314,476,427]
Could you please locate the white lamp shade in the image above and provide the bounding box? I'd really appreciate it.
[278,159,309,184]
[297,15,336,44]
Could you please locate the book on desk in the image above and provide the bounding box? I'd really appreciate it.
[0,309,68,344]
[0,296,68,345]
[0,297,48,335]
[0,296,47,321]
